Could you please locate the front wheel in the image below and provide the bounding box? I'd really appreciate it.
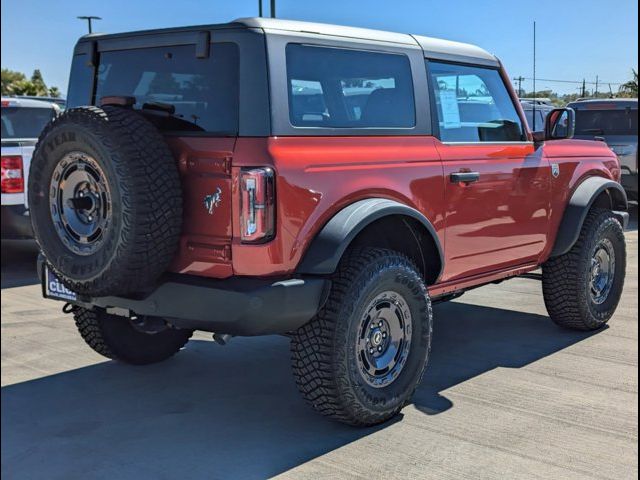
[542,208,626,331]
[290,248,433,426]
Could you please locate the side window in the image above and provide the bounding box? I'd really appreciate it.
[286,44,415,128]
[428,61,525,142]
[67,54,93,107]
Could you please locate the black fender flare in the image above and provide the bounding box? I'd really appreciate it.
[296,198,444,279]
[550,176,628,257]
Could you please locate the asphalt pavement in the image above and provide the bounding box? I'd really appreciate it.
[1,206,637,479]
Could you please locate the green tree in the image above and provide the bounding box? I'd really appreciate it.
[1,68,61,98]
[619,69,638,97]
[1,68,26,95]
[10,79,41,96]
[30,69,48,96]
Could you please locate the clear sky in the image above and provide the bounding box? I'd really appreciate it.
[2,0,637,96]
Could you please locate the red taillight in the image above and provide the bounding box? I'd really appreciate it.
[239,167,275,243]
[1,155,24,194]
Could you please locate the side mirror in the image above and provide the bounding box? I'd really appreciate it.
[545,107,575,140]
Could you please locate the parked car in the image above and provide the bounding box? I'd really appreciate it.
[31,18,628,426]
[520,99,555,131]
[567,98,638,200]
[16,95,66,110]
[1,97,60,239]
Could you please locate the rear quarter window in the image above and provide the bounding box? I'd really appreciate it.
[286,44,415,129]
[67,54,93,107]
[94,43,239,135]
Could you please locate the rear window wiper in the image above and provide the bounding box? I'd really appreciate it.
[582,128,604,135]
[141,101,176,115]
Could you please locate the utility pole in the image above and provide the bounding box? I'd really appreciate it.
[270,0,276,18]
[258,0,263,16]
[595,75,599,97]
[581,78,586,97]
[514,76,524,97]
[77,15,101,34]
[532,21,537,131]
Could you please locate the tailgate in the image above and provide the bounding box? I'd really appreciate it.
[166,137,236,278]
[1,140,35,207]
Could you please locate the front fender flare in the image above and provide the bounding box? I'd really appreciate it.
[296,198,444,278]
[550,176,628,257]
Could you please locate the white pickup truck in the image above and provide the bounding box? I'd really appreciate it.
[1,97,60,239]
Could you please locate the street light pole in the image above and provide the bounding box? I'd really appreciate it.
[270,0,276,18]
[77,16,102,34]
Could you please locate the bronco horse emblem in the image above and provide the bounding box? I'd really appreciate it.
[203,188,223,215]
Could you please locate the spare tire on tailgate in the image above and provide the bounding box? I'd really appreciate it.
[28,106,182,297]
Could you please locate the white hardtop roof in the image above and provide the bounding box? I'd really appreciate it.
[234,17,498,64]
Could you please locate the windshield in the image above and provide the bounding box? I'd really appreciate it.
[1,107,56,139]
[574,108,638,136]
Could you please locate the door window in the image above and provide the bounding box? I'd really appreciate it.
[428,61,525,142]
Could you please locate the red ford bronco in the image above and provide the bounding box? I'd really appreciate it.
[30,18,628,426]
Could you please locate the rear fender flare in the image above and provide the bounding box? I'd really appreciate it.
[296,198,444,279]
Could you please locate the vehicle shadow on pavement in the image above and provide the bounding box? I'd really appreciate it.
[1,302,599,479]
[1,240,39,289]
[413,301,599,415]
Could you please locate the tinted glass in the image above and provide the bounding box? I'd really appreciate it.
[1,107,56,139]
[95,43,239,134]
[428,62,525,142]
[67,54,93,107]
[524,109,545,131]
[286,44,415,128]
[574,108,638,136]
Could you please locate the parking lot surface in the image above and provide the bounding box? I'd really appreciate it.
[1,207,637,479]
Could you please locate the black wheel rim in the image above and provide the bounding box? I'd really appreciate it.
[49,152,111,256]
[590,238,616,305]
[356,290,412,388]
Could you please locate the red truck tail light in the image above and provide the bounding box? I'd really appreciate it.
[1,155,24,194]
[240,167,275,243]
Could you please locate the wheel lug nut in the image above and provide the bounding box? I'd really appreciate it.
[378,321,383,327]
[382,332,387,338]
[377,346,383,352]
[369,348,374,354]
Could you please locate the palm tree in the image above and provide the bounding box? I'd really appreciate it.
[619,69,638,97]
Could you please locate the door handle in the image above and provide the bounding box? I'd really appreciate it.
[450,171,480,184]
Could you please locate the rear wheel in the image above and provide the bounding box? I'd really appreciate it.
[74,308,193,365]
[542,208,626,331]
[290,247,433,426]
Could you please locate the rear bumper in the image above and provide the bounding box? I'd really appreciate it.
[38,258,329,336]
[1,205,33,239]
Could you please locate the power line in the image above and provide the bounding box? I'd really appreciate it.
[517,76,624,86]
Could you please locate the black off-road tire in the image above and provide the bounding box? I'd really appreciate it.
[74,308,193,365]
[28,106,182,297]
[290,248,433,426]
[543,208,626,331]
